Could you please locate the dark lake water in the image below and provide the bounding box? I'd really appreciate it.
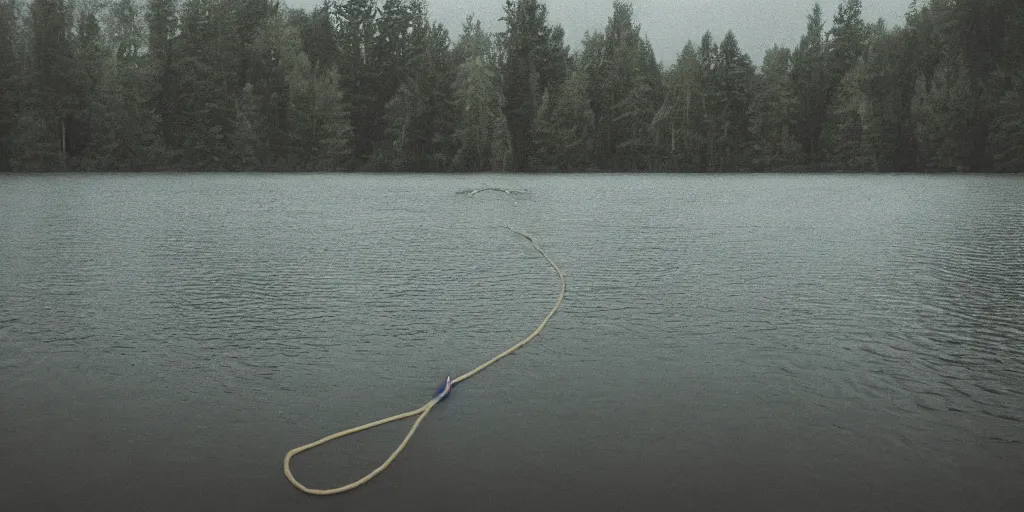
[1,174,1022,511]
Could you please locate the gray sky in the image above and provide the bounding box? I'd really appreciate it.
[289,0,910,67]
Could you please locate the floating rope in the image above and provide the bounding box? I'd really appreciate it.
[283,227,566,495]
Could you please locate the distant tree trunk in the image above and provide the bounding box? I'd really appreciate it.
[61,118,67,169]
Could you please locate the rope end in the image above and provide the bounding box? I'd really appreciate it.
[434,375,454,402]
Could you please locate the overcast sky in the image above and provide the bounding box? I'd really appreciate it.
[288,0,911,67]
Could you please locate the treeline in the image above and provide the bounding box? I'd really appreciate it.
[0,0,1021,172]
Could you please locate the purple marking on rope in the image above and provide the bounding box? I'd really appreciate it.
[434,375,454,402]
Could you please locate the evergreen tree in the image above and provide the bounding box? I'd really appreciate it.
[97,0,162,170]
[174,0,234,167]
[146,0,178,151]
[695,32,718,170]
[0,0,21,171]
[383,11,456,171]
[750,45,800,170]
[243,0,291,166]
[824,56,869,170]
[69,8,107,169]
[583,2,663,170]
[452,17,505,172]
[828,0,866,85]
[655,41,705,170]
[232,82,261,168]
[911,60,973,171]
[500,0,566,172]
[253,7,352,170]
[822,0,868,169]
[791,3,829,169]
[988,75,1024,172]
[547,66,594,170]
[334,0,408,168]
[279,9,352,170]
[26,0,75,169]
[861,21,918,172]
[710,30,755,170]
[293,1,338,72]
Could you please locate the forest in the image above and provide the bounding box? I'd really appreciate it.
[0,0,1021,172]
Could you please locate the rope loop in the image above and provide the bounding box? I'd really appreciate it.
[283,228,566,495]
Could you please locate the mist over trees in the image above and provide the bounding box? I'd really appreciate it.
[0,0,1020,172]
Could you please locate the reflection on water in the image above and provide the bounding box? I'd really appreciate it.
[1,174,1022,511]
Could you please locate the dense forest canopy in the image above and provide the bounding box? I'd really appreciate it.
[0,0,1021,172]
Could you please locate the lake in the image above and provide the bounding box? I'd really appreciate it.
[1,173,1022,511]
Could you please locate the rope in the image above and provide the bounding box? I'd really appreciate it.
[283,227,566,495]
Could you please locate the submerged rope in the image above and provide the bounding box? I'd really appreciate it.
[283,227,566,495]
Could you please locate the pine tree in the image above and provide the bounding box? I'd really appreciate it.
[828,0,866,85]
[263,8,352,170]
[146,0,179,151]
[500,0,566,172]
[452,17,504,172]
[750,45,800,170]
[500,0,540,172]
[695,32,718,170]
[382,10,456,172]
[0,0,21,171]
[173,0,232,167]
[294,1,338,72]
[988,76,1024,172]
[824,57,869,170]
[583,2,663,170]
[231,83,261,169]
[791,3,829,169]
[334,0,390,167]
[655,41,705,170]
[548,67,594,170]
[69,8,108,169]
[711,30,754,170]
[911,60,973,171]
[27,0,75,169]
[822,0,868,169]
[243,1,292,166]
[95,0,162,170]
[861,22,918,172]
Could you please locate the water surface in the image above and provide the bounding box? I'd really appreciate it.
[1,174,1022,511]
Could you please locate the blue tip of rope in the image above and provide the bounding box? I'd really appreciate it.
[434,375,453,401]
